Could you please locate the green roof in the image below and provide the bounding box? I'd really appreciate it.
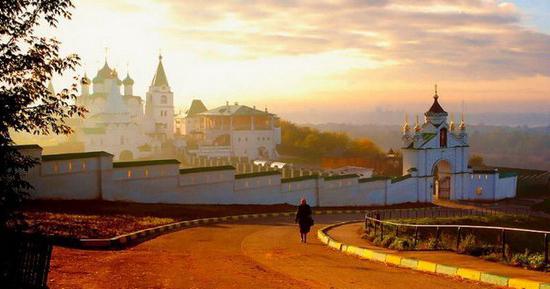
[391,174,412,183]
[186,99,208,117]
[179,165,235,174]
[421,133,437,147]
[82,127,106,134]
[499,172,518,179]
[473,169,498,174]
[235,171,280,179]
[151,56,169,87]
[324,174,358,181]
[281,175,319,183]
[12,144,42,150]
[113,159,180,168]
[42,151,113,161]
[200,104,273,117]
[358,176,391,183]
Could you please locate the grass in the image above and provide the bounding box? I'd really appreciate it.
[364,214,550,271]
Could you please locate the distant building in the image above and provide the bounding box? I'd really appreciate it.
[72,55,176,160]
[179,100,281,160]
[400,86,515,200]
[329,166,373,178]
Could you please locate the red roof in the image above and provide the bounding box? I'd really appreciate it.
[427,96,446,114]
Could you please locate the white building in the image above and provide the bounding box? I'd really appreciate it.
[179,100,282,160]
[73,55,175,160]
[400,86,516,201]
[19,86,516,206]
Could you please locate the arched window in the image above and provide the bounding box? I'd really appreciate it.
[161,95,167,104]
[440,128,447,147]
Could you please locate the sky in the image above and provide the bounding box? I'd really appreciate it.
[47,0,550,123]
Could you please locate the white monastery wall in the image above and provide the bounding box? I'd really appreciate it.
[19,146,517,206]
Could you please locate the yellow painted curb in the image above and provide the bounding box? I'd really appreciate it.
[360,249,375,260]
[508,278,541,289]
[386,254,402,266]
[417,260,437,273]
[456,268,481,281]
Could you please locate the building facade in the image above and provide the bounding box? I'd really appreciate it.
[401,87,516,201]
[73,55,175,160]
[178,100,282,160]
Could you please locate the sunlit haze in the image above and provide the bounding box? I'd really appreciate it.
[47,0,550,124]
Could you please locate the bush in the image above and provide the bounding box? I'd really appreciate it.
[527,253,546,270]
[459,234,482,255]
[380,234,395,247]
[389,237,414,250]
[511,249,531,268]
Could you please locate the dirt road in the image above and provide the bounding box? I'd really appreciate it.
[48,214,498,289]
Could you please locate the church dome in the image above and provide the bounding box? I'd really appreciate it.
[93,61,113,83]
[123,73,134,85]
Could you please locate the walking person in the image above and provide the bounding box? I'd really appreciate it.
[295,198,314,243]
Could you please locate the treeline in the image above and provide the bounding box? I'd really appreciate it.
[277,121,384,162]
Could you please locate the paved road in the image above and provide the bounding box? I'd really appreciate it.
[49,214,496,289]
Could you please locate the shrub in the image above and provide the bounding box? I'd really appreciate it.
[511,250,531,268]
[458,234,484,255]
[389,237,414,250]
[527,253,545,270]
[380,234,396,247]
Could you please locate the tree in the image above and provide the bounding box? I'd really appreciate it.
[0,0,85,231]
[468,154,485,168]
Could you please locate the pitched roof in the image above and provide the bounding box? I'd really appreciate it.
[186,99,208,117]
[200,104,273,117]
[151,55,169,87]
[426,95,447,114]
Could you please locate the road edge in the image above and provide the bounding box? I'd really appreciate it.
[317,221,550,289]
[67,209,367,250]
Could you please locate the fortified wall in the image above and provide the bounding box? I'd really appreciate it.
[17,145,516,206]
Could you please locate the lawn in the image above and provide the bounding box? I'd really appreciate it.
[364,214,550,271]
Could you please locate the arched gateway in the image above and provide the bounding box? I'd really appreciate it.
[400,86,470,202]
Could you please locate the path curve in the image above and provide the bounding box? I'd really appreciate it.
[48,214,496,289]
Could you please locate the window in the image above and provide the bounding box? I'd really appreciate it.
[82,161,87,170]
[440,128,448,148]
[53,163,59,173]
[127,170,132,178]
[68,161,72,172]
[161,95,167,104]
[144,169,149,177]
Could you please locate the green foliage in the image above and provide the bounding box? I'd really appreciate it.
[380,234,395,247]
[458,234,479,254]
[0,0,84,231]
[278,120,383,162]
[509,249,545,270]
[468,154,485,167]
[389,236,414,250]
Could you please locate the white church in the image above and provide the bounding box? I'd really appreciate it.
[400,86,516,201]
[73,55,175,160]
[19,86,517,205]
[71,55,281,161]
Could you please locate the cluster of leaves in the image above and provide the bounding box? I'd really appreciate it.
[0,0,84,230]
[510,250,546,271]
[278,120,384,161]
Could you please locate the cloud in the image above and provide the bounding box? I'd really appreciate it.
[150,0,550,80]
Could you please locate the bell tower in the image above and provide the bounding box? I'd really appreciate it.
[145,54,174,140]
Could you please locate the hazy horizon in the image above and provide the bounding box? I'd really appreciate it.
[41,0,550,124]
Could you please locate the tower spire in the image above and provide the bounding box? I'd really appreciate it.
[151,53,169,87]
[434,84,438,99]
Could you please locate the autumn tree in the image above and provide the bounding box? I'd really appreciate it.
[0,0,85,230]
